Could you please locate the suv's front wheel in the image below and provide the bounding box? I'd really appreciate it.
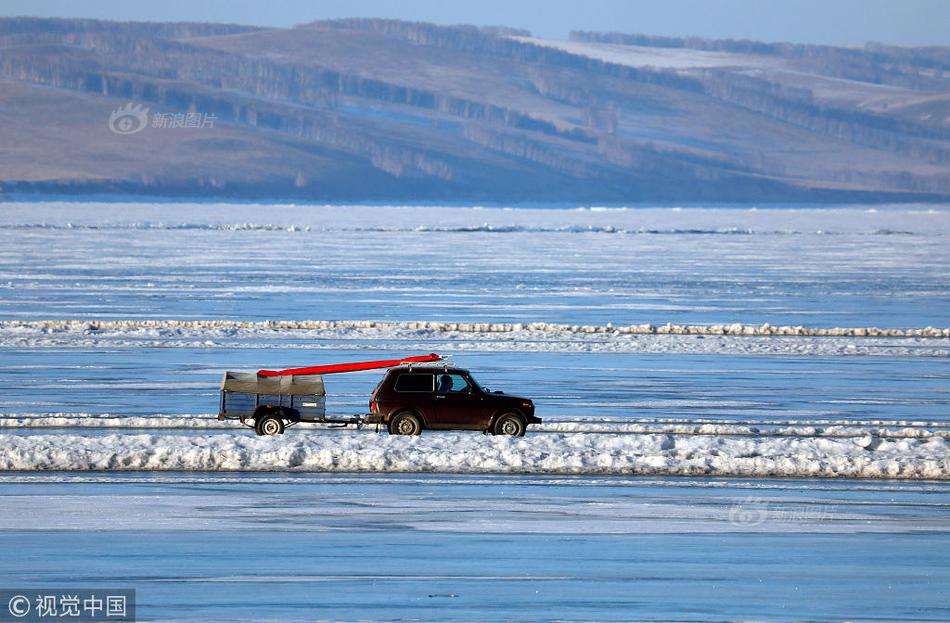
[388,411,422,436]
[493,413,526,437]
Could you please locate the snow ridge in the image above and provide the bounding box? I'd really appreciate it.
[3,414,949,440]
[0,223,934,236]
[4,319,948,338]
[1,432,947,479]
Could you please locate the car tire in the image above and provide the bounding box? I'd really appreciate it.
[256,414,285,436]
[493,412,526,437]
[389,411,422,436]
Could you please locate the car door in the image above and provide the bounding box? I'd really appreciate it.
[434,372,491,429]
[391,372,438,424]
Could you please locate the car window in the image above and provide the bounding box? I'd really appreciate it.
[393,373,434,393]
[437,373,470,394]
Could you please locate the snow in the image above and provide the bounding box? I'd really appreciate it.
[511,37,925,112]
[1,320,946,358]
[4,413,950,441]
[0,414,232,429]
[5,318,948,337]
[3,201,946,233]
[1,431,947,479]
[512,36,782,70]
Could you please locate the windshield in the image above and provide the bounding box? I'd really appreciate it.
[467,374,486,392]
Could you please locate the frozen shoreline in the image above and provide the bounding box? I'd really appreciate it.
[2,431,947,479]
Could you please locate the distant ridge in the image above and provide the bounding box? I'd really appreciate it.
[0,17,947,202]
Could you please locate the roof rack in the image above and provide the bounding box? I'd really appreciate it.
[407,356,455,371]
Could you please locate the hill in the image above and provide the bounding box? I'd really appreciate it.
[0,17,948,203]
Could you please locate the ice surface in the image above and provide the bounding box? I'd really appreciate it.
[2,473,947,534]
[1,202,948,327]
[2,343,947,425]
[1,473,948,621]
[0,202,947,476]
[2,202,948,622]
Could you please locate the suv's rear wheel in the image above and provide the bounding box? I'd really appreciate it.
[389,411,422,436]
[256,414,285,436]
[493,413,526,437]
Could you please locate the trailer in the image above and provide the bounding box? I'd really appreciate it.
[217,354,444,435]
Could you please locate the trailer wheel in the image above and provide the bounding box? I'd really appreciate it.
[493,413,526,437]
[388,412,422,436]
[256,414,285,436]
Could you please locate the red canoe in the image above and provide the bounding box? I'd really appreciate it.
[257,353,443,377]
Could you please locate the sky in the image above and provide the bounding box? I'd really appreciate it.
[2,0,949,46]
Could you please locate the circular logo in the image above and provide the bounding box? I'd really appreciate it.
[729,498,768,527]
[109,103,150,135]
[8,594,30,617]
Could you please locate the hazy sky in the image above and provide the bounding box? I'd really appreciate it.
[3,0,949,46]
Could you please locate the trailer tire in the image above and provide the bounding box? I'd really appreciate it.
[492,412,526,437]
[256,414,285,436]
[388,411,422,436]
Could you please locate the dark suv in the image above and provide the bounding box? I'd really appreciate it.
[369,366,540,436]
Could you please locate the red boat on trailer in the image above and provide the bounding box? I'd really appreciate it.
[218,352,540,437]
[218,354,448,436]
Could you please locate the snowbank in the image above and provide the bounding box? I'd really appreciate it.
[0,415,231,429]
[2,320,947,358]
[3,203,947,236]
[5,319,947,338]
[3,414,948,440]
[1,432,947,479]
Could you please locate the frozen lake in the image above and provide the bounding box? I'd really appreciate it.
[0,202,947,619]
[1,202,948,327]
[0,203,947,477]
[0,202,947,429]
[2,345,948,422]
[2,473,948,622]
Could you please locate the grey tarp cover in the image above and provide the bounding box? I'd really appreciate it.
[220,372,325,396]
